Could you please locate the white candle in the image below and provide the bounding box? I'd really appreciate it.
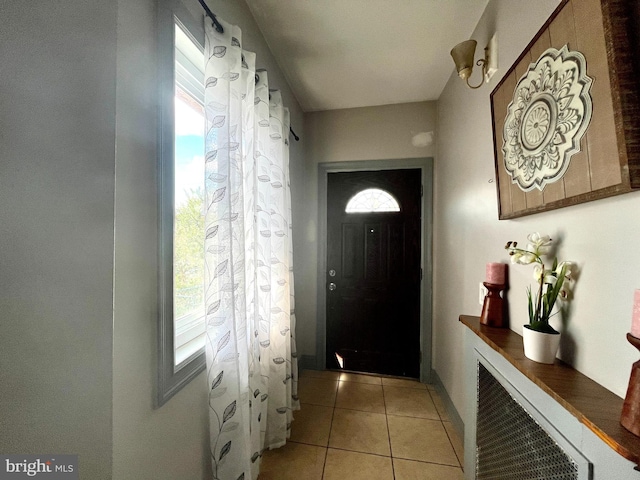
[486,262,506,286]
[631,289,640,338]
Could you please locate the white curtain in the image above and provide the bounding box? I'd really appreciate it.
[203,16,299,480]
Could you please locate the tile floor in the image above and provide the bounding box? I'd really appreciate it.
[259,370,464,480]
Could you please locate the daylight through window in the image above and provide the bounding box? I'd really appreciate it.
[173,22,205,366]
[345,188,401,213]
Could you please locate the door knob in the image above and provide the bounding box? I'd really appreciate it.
[328,282,337,291]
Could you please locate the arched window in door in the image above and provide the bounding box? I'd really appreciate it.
[345,188,400,213]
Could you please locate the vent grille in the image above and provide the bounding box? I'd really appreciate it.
[476,362,579,479]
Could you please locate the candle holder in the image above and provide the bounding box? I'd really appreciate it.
[621,333,640,437]
[480,282,507,328]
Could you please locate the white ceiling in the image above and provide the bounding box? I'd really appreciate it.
[245,0,489,112]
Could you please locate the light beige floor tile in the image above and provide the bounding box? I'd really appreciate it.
[297,377,338,407]
[259,443,326,480]
[301,369,341,381]
[387,415,458,466]
[443,421,464,465]
[426,384,436,392]
[336,381,385,413]
[383,386,440,419]
[381,377,426,389]
[429,390,450,421]
[393,458,464,480]
[329,408,390,456]
[323,449,393,480]
[290,404,334,446]
[339,372,382,385]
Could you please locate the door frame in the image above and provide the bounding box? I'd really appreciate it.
[316,158,434,383]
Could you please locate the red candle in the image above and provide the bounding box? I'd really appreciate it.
[486,262,506,286]
[631,290,640,339]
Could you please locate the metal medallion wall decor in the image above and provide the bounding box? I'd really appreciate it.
[490,0,640,220]
[503,45,593,192]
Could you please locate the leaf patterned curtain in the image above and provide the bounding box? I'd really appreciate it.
[203,17,299,480]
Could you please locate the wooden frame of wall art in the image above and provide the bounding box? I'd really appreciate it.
[490,0,640,219]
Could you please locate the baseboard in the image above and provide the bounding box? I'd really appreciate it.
[430,369,465,439]
[298,354,317,372]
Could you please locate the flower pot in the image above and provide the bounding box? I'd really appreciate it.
[522,326,560,364]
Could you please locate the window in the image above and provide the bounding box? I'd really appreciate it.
[157,1,206,406]
[345,188,401,213]
[173,23,205,366]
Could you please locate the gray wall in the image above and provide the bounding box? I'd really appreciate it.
[434,0,640,418]
[300,102,437,356]
[112,0,211,478]
[0,0,304,478]
[112,0,305,479]
[0,1,117,478]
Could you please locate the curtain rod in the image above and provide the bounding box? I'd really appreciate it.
[289,127,299,142]
[197,0,223,33]
[198,0,300,142]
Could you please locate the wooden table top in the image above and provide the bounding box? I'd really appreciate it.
[460,315,640,468]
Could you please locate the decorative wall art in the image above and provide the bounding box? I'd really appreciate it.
[490,0,640,219]
[503,46,593,192]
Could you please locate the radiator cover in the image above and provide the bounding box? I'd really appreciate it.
[476,362,581,479]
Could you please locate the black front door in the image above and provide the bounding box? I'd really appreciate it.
[326,169,421,378]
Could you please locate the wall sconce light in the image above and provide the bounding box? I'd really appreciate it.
[450,34,497,89]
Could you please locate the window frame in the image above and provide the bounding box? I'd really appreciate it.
[157,0,206,407]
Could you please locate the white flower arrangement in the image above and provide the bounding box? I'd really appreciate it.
[505,233,573,334]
